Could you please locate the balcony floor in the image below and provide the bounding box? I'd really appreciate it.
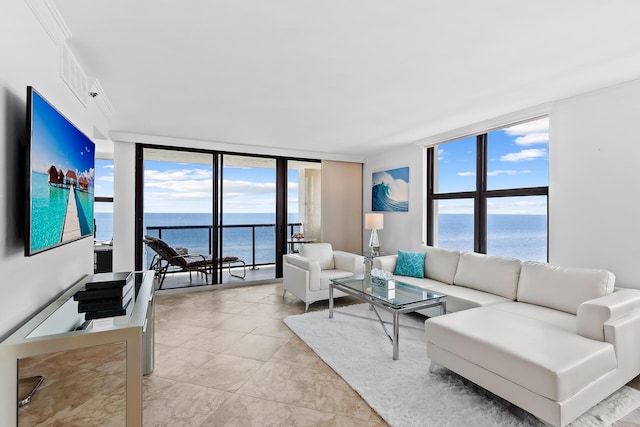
[154,264,277,291]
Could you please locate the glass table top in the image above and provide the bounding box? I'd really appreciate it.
[330,274,446,308]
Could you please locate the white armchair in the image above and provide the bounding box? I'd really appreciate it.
[283,243,365,312]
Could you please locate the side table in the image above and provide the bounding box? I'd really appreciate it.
[360,251,388,273]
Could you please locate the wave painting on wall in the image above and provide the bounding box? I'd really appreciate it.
[372,167,409,212]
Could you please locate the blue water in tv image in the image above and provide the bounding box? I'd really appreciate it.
[29,88,95,254]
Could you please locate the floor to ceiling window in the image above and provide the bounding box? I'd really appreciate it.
[136,145,321,285]
[218,154,277,282]
[426,117,549,261]
[142,148,215,281]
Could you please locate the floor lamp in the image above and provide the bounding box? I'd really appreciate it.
[365,213,384,255]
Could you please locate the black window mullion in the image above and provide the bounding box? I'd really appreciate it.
[475,134,487,254]
[426,147,435,246]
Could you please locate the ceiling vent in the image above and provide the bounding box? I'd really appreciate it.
[60,44,88,106]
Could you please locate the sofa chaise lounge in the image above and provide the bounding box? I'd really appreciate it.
[374,246,640,427]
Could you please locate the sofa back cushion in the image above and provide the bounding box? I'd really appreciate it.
[423,246,460,284]
[300,243,335,270]
[517,261,615,315]
[453,252,521,300]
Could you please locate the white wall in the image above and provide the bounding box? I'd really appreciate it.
[0,0,111,338]
[365,78,640,290]
[112,141,136,272]
[550,79,640,289]
[363,144,425,254]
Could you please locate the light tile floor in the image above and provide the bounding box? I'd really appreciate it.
[17,280,640,426]
[148,281,386,426]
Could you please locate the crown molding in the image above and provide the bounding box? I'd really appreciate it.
[25,0,72,45]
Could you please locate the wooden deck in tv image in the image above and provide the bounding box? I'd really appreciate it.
[30,167,94,252]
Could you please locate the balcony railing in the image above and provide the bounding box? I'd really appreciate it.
[145,222,302,270]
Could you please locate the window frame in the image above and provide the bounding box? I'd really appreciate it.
[426,125,549,259]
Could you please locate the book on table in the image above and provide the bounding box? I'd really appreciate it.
[74,279,135,301]
[83,291,134,320]
[76,288,134,312]
[85,271,133,289]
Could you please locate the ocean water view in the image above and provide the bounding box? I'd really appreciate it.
[437,214,547,262]
[95,212,299,268]
[94,212,547,269]
[31,172,94,252]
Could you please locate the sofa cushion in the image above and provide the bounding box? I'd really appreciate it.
[517,261,615,315]
[394,250,426,278]
[425,307,617,401]
[453,252,521,300]
[300,243,335,270]
[319,270,355,290]
[423,246,460,285]
[434,285,511,312]
[490,301,576,333]
[390,276,448,292]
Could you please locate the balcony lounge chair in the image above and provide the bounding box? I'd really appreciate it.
[143,235,247,289]
[143,235,212,289]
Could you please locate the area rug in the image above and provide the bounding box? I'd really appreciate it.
[283,304,640,427]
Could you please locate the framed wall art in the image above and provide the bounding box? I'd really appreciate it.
[372,167,409,212]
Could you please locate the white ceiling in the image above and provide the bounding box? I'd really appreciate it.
[54,1,640,158]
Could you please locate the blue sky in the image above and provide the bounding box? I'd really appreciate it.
[436,117,549,214]
[31,89,94,181]
[139,161,298,213]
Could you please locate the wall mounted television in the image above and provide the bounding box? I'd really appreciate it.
[25,86,95,256]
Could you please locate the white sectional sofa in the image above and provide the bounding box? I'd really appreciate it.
[374,246,640,427]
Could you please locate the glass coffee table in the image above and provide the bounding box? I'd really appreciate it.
[329,274,446,360]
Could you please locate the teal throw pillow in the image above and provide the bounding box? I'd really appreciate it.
[394,250,426,278]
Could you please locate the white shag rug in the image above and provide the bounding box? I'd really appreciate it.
[283,304,640,427]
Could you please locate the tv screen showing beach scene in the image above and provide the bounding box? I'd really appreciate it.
[26,87,95,255]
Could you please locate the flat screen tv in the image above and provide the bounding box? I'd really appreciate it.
[25,86,95,256]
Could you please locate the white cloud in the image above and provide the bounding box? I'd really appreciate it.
[104,164,114,169]
[503,118,549,146]
[145,168,212,182]
[487,170,524,176]
[145,180,212,192]
[514,133,549,145]
[372,171,408,202]
[438,148,445,161]
[501,148,547,162]
[222,180,276,198]
[457,171,475,177]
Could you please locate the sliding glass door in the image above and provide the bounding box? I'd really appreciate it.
[218,154,277,283]
[141,148,214,286]
[136,145,320,287]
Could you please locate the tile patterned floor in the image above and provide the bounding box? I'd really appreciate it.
[148,282,386,426]
[17,280,640,426]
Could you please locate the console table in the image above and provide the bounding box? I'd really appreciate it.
[0,271,154,426]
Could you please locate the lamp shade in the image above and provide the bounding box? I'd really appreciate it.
[365,213,384,230]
